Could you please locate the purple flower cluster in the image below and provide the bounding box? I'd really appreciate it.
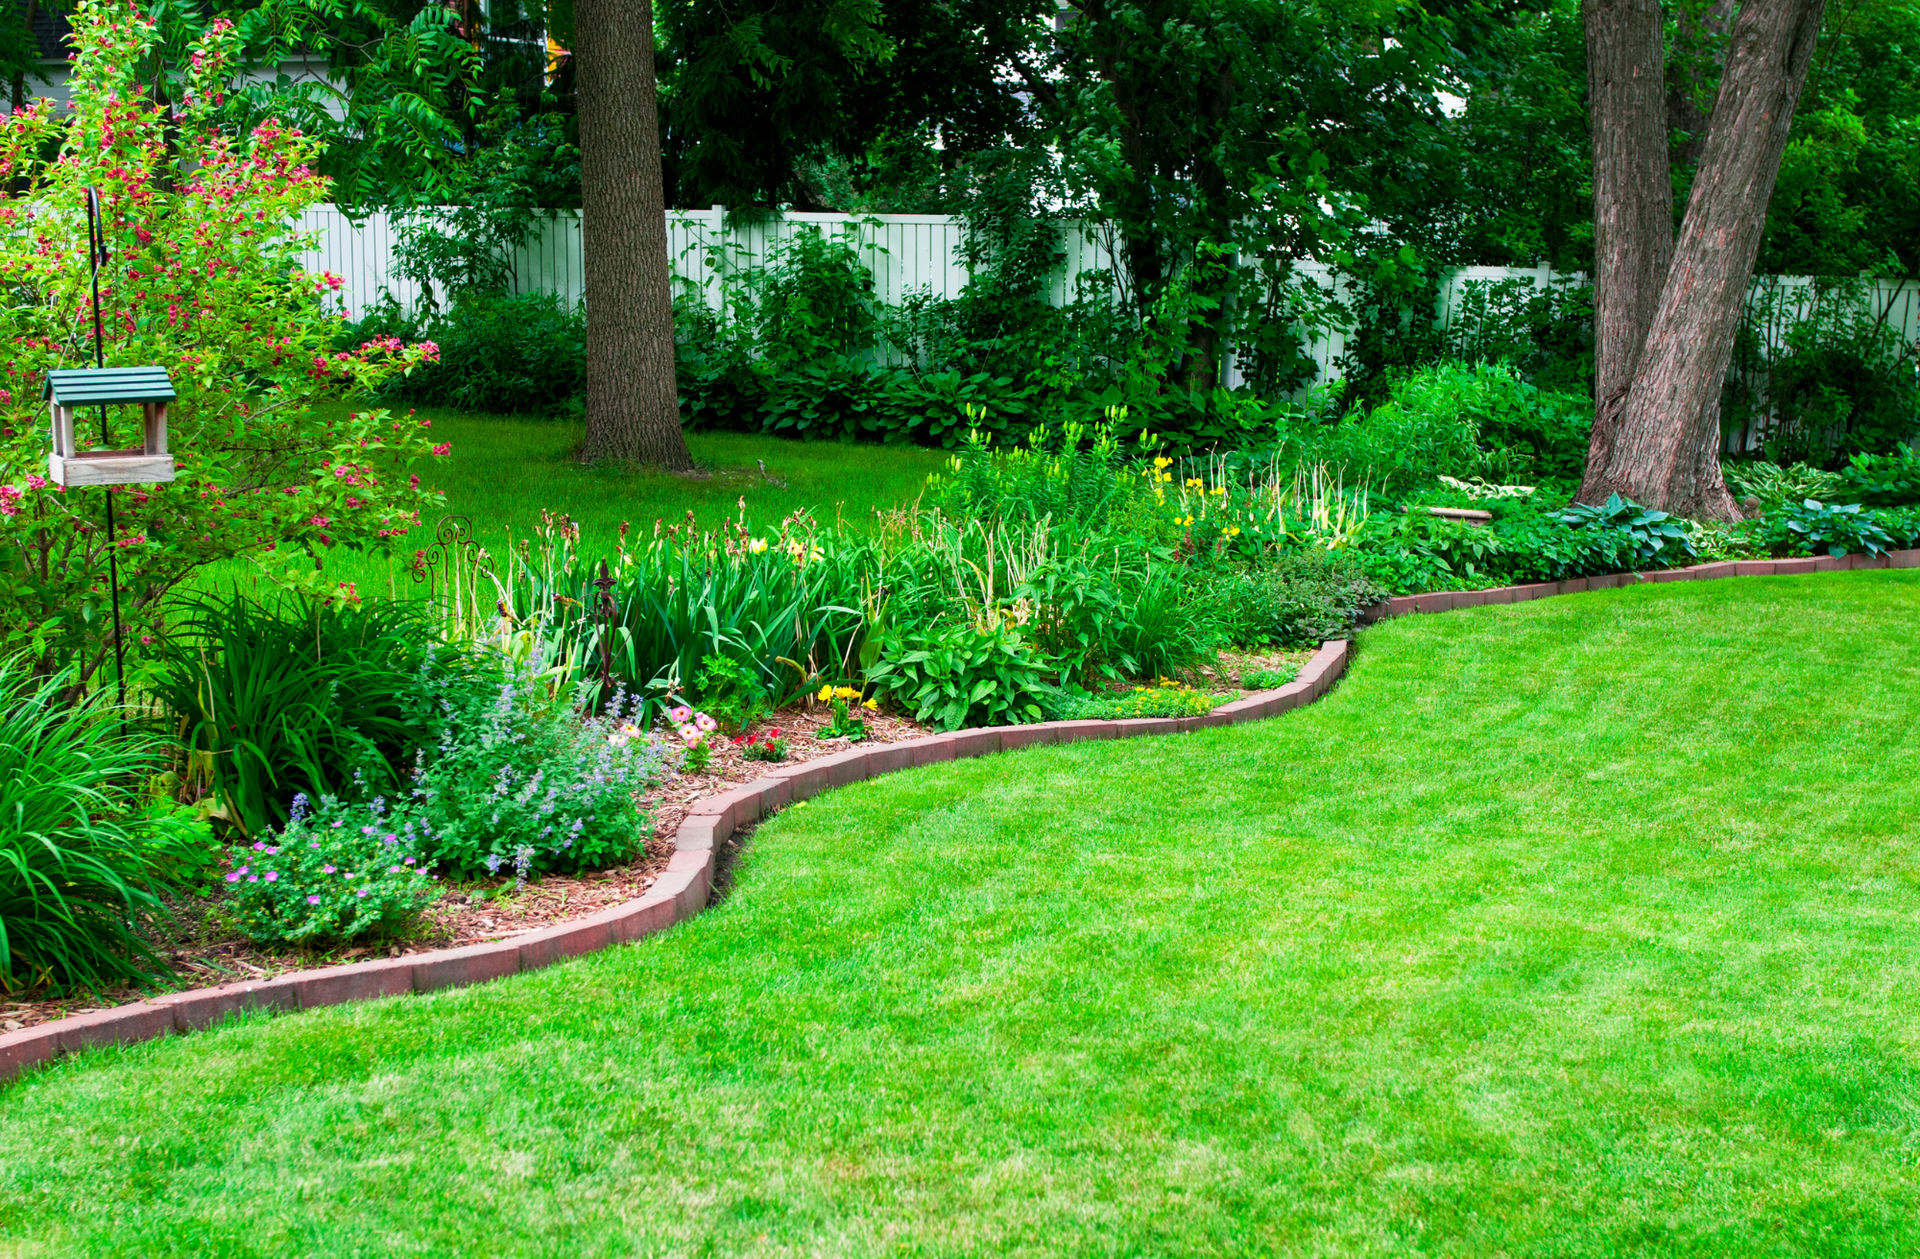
[221,792,441,947]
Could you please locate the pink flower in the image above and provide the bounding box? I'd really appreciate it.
[306,894,321,905]
[263,871,278,882]
[431,443,450,457]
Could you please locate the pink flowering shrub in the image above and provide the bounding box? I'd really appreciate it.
[0,0,444,683]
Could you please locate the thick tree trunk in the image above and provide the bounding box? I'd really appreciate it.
[1581,0,1673,473]
[1582,0,1826,518]
[574,0,692,470]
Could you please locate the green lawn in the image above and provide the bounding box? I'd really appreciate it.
[6,574,1920,1256]
[285,408,951,596]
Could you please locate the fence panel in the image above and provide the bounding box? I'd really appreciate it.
[296,205,1916,404]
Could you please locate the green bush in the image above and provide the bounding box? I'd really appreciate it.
[866,621,1050,731]
[1554,494,1697,568]
[364,291,586,417]
[0,659,197,993]
[1837,446,1920,506]
[1765,499,1896,558]
[1201,549,1387,647]
[1292,363,1592,496]
[1240,665,1299,690]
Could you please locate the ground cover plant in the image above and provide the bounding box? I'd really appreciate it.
[5,575,1918,1254]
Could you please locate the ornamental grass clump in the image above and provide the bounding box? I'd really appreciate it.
[0,658,200,993]
[222,792,438,947]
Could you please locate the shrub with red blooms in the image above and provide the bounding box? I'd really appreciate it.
[0,0,443,684]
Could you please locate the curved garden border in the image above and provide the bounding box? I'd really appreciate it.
[4,546,1916,1085]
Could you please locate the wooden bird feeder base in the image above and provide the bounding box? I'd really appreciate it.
[47,449,177,487]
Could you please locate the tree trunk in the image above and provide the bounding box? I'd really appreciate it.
[574,0,692,470]
[1582,0,1826,518]
[1581,0,1672,474]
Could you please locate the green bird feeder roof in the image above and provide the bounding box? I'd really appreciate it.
[43,366,177,407]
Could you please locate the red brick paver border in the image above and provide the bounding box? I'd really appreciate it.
[1,639,1357,1084]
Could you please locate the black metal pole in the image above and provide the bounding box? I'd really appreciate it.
[86,187,127,709]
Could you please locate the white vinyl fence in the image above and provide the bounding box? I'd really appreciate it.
[295,205,1920,396]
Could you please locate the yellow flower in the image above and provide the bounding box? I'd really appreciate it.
[1185,478,1204,489]
[1159,471,1172,483]
[1211,485,1226,495]
[1222,525,1241,538]
[1153,456,1173,469]
[817,685,832,702]
[862,698,878,711]
[747,537,767,554]
[834,686,859,699]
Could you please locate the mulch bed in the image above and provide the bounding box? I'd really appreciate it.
[0,650,1319,1032]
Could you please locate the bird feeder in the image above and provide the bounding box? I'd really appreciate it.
[44,366,178,487]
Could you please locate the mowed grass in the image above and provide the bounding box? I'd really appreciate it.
[5,574,1920,1256]
[258,406,950,596]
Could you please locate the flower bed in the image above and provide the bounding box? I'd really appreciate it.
[0,649,1317,1035]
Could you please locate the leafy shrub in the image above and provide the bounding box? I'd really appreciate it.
[1725,277,1920,464]
[865,621,1050,731]
[1869,507,1920,549]
[1057,683,1219,720]
[1241,665,1300,690]
[1765,499,1895,558]
[1202,549,1387,647]
[1295,363,1591,496]
[691,654,774,734]
[152,592,452,838]
[410,669,668,878]
[0,659,196,993]
[222,792,439,947]
[1837,446,1920,507]
[376,292,586,417]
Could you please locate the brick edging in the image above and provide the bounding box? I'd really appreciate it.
[0,639,1354,1086]
[1356,549,1920,624]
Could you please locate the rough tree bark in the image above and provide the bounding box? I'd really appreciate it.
[1582,0,1673,473]
[1581,0,1826,517]
[574,0,692,470]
